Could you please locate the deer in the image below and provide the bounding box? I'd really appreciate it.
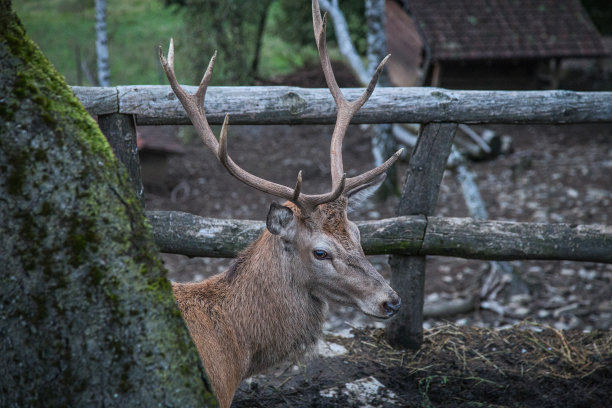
[159,1,402,407]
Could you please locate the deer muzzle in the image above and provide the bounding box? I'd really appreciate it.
[382,296,402,317]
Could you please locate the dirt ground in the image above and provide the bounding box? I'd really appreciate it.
[232,325,612,408]
[140,65,612,406]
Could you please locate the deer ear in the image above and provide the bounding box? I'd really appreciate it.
[345,173,386,212]
[266,202,296,238]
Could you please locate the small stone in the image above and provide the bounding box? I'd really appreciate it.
[566,188,579,198]
[560,268,575,277]
[578,269,597,280]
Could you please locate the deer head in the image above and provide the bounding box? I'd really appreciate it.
[159,0,402,321]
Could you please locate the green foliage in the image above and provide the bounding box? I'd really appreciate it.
[13,0,369,86]
[14,0,187,85]
[171,0,367,84]
[270,0,367,56]
[174,0,273,85]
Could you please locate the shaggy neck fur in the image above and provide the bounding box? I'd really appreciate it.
[218,230,326,376]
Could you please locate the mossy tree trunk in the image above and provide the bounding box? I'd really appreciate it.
[0,2,216,406]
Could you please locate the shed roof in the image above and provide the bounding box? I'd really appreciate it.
[402,0,609,61]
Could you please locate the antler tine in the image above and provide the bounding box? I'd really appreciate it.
[159,40,220,154]
[158,39,189,109]
[312,0,399,196]
[313,9,346,109]
[345,148,404,192]
[217,114,301,202]
[292,171,303,203]
[216,109,341,213]
[160,40,313,210]
[195,50,217,111]
[353,54,391,112]
[302,173,346,210]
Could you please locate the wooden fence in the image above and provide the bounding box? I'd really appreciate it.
[75,85,612,349]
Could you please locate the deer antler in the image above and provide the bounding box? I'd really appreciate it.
[159,39,345,214]
[312,0,403,193]
[159,0,401,214]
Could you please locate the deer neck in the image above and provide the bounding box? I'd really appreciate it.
[221,231,327,376]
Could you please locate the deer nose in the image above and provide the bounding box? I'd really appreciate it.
[382,296,401,317]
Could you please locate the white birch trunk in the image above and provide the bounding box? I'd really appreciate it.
[95,0,110,87]
[318,0,369,84]
[365,0,396,193]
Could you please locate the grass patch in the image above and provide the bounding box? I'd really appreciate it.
[15,0,345,86]
[15,0,187,86]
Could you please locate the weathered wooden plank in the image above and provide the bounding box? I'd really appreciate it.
[147,211,426,258]
[388,123,457,349]
[72,86,117,115]
[358,215,427,255]
[423,217,612,263]
[148,211,265,258]
[146,211,612,263]
[98,113,144,205]
[71,86,612,125]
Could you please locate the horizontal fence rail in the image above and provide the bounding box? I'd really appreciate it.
[73,86,612,125]
[148,211,612,263]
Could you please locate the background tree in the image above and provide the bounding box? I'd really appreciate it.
[0,1,216,406]
[166,0,273,85]
[95,0,110,86]
[270,0,367,62]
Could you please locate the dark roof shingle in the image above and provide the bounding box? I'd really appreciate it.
[403,0,609,60]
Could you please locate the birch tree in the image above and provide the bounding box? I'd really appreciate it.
[95,0,110,86]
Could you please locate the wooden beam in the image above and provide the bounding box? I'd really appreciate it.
[146,211,612,263]
[72,86,612,125]
[98,113,144,205]
[387,122,457,350]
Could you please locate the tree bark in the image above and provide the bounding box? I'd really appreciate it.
[0,4,216,406]
[250,0,273,79]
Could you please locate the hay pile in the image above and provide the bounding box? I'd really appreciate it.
[235,324,612,407]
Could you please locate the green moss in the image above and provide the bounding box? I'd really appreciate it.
[2,12,116,168]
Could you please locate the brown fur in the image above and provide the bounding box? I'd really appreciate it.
[173,227,325,407]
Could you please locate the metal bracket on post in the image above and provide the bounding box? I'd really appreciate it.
[387,122,457,349]
[97,113,145,206]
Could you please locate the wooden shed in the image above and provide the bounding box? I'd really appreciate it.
[386,0,609,89]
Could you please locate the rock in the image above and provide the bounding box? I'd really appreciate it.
[320,376,402,407]
[315,340,348,358]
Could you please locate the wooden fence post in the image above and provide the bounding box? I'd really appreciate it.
[97,113,144,206]
[387,122,457,349]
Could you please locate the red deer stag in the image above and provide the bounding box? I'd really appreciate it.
[159,1,402,406]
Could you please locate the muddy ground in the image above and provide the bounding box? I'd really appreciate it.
[140,64,611,406]
[233,325,611,408]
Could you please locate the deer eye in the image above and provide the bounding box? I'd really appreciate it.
[313,249,330,260]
